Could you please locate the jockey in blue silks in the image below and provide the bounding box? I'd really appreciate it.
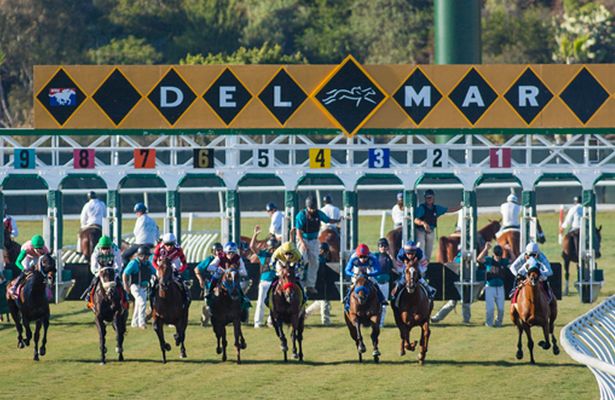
[344,244,387,311]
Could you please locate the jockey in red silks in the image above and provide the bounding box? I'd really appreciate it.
[152,232,190,306]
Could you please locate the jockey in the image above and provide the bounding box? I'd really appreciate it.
[3,204,18,238]
[499,193,521,233]
[392,240,435,300]
[194,242,223,290]
[80,191,106,230]
[12,235,50,296]
[122,202,160,265]
[560,195,582,235]
[152,232,190,306]
[206,242,250,308]
[321,194,341,233]
[343,244,386,310]
[508,242,554,302]
[266,241,306,304]
[83,235,122,303]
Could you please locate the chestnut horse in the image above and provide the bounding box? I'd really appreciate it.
[152,258,189,363]
[437,220,502,263]
[344,274,382,363]
[210,266,247,364]
[6,254,56,361]
[319,228,340,262]
[90,262,127,364]
[497,219,546,260]
[392,260,433,365]
[270,262,305,362]
[561,227,602,296]
[511,267,559,364]
[79,225,102,261]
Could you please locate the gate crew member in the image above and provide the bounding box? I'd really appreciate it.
[320,194,341,234]
[122,202,160,265]
[80,191,106,231]
[266,202,284,242]
[414,189,461,261]
[123,246,155,329]
[391,193,404,229]
[499,193,521,233]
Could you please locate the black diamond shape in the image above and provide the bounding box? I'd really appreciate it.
[393,68,442,125]
[315,57,385,135]
[147,68,196,125]
[560,67,609,124]
[259,69,307,126]
[36,68,86,126]
[504,68,553,124]
[93,69,141,126]
[449,68,498,125]
[203,68,252,125]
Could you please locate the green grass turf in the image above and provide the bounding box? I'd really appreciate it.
[1,211,612,399]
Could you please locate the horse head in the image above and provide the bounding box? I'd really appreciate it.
[158,258,174,292]
[481,220,502,241]
[352,274,370,306]
[404,262,419,293]
[39,254,56,277]
[222,266,240,300]
[527,268,540,287]
[98,262,117,296]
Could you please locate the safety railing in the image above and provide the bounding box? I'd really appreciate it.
[560,295,615,399]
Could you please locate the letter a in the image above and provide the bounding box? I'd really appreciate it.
[462,86,484,107]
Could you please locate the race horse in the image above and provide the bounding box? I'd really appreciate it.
[510,266,559,364]
[89,261,128,364]
[437,220,502,263]
[210,266,247,364]
[561,227,602,296]
[344,273,382,363]
[79,225,102,261]
[385,227,403,260]
[6,254,56,361]
[3,219,21,265]
[269,262,305,362]
[319,227,340,262]
[391,260,433,365]
[496,219,546,260]
[151,258,189,363]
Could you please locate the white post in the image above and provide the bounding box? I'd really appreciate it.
[379,210,386,239]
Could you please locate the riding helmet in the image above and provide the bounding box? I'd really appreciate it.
[133,202,147,213]
[525,241,539,255]
[322,194,332,204]
[98,235,113,248]
[356,243,369,257]
[211,242,223,254]
[265,202,277,211]
[137,246,151,256]
[31,234,45,249]
[573,196,581,204]
[224,242,238,254]
[305,196,316,210]
[396,192,403,201]
[377,238,389,247]
[507,194,518,203]
[162,232,176,245]
[403,240,418,252]
[87,191,97,200]
[266,236,279,249]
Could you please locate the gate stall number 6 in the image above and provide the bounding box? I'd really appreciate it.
[427,148,448,168]
[254,149,272,167]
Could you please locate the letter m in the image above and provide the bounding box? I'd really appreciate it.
[404,86,431,107]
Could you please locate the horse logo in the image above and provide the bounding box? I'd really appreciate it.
[49,88,77,106]
[322,86,377,107]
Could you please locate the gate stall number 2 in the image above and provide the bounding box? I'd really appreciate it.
[427,148,448,168]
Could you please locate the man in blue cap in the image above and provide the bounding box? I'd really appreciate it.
[414,189,461,261]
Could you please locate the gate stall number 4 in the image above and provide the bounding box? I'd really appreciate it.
[427,148,448,168]
[309,148,331,169]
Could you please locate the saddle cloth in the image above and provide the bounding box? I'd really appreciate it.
[8,276,53,302]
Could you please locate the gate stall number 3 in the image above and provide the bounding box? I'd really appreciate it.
[14,149,36,169]
[368,148,390,168]
[427,148,448,168]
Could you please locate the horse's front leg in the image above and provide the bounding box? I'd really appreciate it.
[233,318,242,364]
[33,320,42,361]
[354,321,365,354]
[515,322,524,360]
[370,318,381,362]
[177,316,187,359]
[538,323,551,350]
[9,302,25,348]
[418,320,431,365]
[524,325,535,364]
[39,316,49,357]
[95,316,107,364]
[113,312,126,361]
[153,319,169,364]
[23,317,32,346]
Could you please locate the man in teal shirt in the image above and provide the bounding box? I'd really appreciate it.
[122,246,156,329]
[414,189,461,261]
[478,243,509,327]
[295,196,340,294]
[248,225,279,328]
[194,242,223,325]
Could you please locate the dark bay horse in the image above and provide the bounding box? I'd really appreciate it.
[392,261,433,365]
[79,225,102,260]
[3,222,21,265]
[210,266,246,364]
[319,227,340,262]
[437,220,501,263]
[6,254,56,361]
[385,227,403,260]
[344,274,382,363]
[497,219,546,260]
[511,267,559,364]
[90,262,127,364]
[270,263,305,362]
[561,227,602,295]
[152,259,189,363]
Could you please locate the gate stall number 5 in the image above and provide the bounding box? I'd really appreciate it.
[254,149,273,167]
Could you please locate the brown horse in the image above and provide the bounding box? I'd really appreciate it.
[269,262,305,362]
[437,220,502,263]
[510,268,559,364]
[385,227,403,260]
[3,222,21,265]
[497,219,546,260]
[344,274,382,363]
[90,262,127,364]
[152,258,189,363]
[210,266,246,364]
[79,225,102,260]
[6,254,56,361]
[392,260,433,365]
[561,227,602,295]
[319,228,340,262]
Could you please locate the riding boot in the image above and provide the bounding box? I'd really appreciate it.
[343,285,353,312]
[81,276,99,302]
[11,271,27,297]
[419,278,436,300]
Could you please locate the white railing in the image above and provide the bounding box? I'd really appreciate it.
[560,296,615,399]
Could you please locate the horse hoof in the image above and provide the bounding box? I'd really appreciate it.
[293,352,299,360]
[18,341,25,349]
[118,354,124,362]
[180,352,187,359]
[240,341,247,350]
[24,339,30,347]
[553,346,560,356]
[373,349,381,357]
[33,354,39,361]
[538,341,550,350]
[222,354,227,362]
[359,344,366,353]
[530,359,536,365]
[373,355,380,363]
[100,361,105,366]
[164,343,171,351]
[39,347,46,356]
[399,350,406,357]
[216,347,222,355]
[516,350,523,360]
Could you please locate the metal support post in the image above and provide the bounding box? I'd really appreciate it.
[0,192,5,272]
[47,190,63,303]
[343,190,358,250]
[521,190,537,252]
[166,190,181,244]
[107,190,122,245]
[284,190,298,243]
[226,189,240,243]
[578,189,600,303]
[403,190,416,243]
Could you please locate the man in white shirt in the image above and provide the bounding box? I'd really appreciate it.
[320,194,341,233]
[499,193,521,232]
[391,192,404,229]
[80,191,106,230]
[265,202,284,241]
[560,196,582,235]
[122,202,160,265]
